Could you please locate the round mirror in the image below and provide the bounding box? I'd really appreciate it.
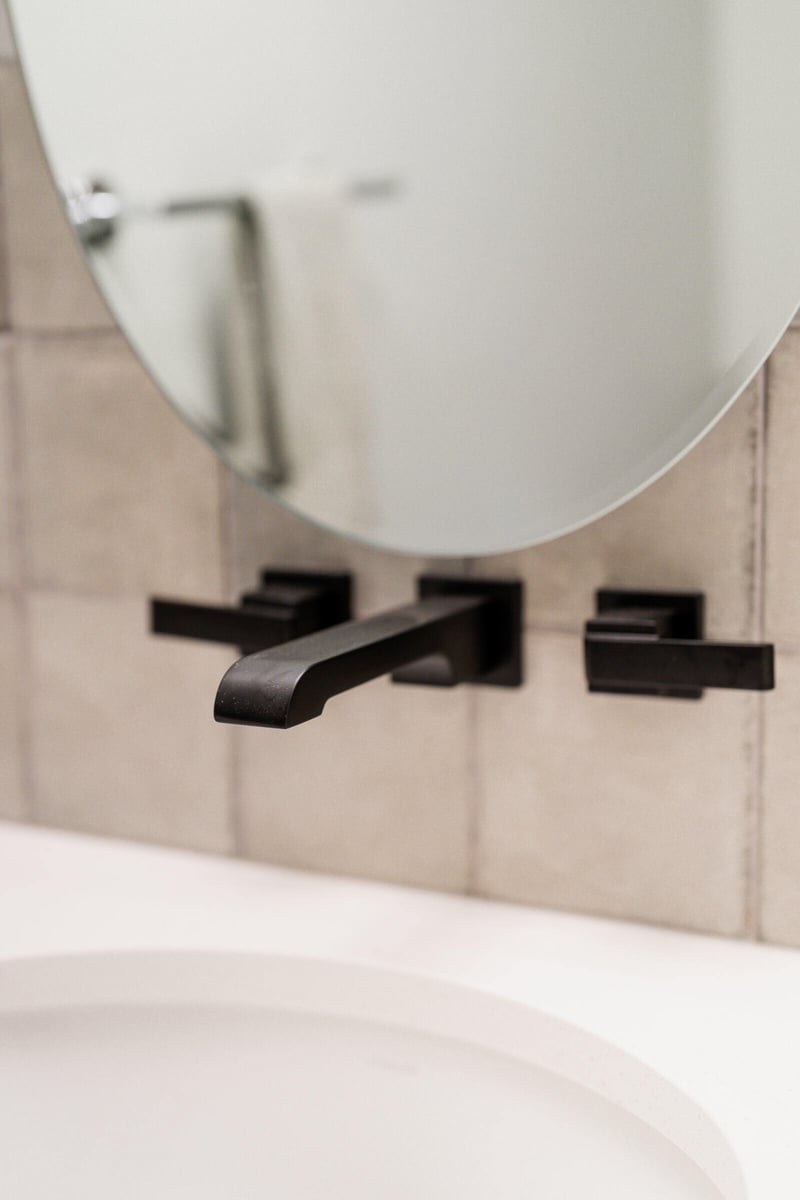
[8,1,800,555]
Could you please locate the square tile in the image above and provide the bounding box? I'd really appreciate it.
[0,341,15,587]
[473,379,761,641]
[0,594,25,819]
[760,652,800,946]
[0,110,8,330]
[475,633,754,934]
[16,332,224,596]
[29,593,234,851]
[0,65,112,330]
[765,330,800,646]
[229,473,464,615]
[236,675,471,891]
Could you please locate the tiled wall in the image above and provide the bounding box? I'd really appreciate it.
[2,24,800,947]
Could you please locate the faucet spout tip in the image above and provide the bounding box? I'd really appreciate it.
[214,652,321,729]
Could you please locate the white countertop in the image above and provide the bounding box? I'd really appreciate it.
[1,820,797,1198]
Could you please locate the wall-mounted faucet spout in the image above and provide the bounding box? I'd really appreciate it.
[214,576,523,729]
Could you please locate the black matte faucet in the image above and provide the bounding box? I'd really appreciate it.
[584,589,774,698]
[214,576,523,729]
[151,569,352,655]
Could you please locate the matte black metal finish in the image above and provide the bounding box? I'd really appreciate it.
[214,576,523,729]
[392,576,523,688]
[585,588,774,699]
[151,570,352,655]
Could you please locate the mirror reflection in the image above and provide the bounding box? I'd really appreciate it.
[9,1,800,554]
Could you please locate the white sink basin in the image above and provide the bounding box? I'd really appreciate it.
[1,953,729,1199]
[2,822,799,1197]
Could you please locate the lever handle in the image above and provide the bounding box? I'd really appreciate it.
[585,634,774,695]
[151,598,298,655]
[584,589,775,698]
[150,569,351,655]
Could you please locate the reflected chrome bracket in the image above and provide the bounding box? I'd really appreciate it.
[584,589,775,699]
[63,178,122,247]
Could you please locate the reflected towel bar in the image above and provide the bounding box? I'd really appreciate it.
[63,175,400,490]
[63,176,401,247]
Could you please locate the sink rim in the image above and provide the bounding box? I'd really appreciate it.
[0,948,744,1199]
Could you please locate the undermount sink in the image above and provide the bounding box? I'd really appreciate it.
[1,953,733,1199]
[5,823,800,1198]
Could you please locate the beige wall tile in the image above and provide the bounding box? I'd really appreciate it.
[760,652,800,946]
[0,65,112,330]
[0,72,8,329]
[0,341,15,587]
[229,474,463,615]
[236,677,471,891]
[0,594,24,818]
[765,331,800,646]
[16,333,224,596]
[474,380,760,641]
[28,593,234,851]
[475,633,753,935]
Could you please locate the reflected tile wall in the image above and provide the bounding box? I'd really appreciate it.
[0,67,113,331]
[1,11,800,946]
[0,3,12,61]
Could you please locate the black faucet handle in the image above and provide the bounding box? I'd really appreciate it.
[584,589,774,699]
[151,569,352,655]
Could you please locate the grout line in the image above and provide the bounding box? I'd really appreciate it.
[3,335,37,823]
[216,461,235,604]
[460,557,482,892]
[525,620,579,636]
[743,364,769,940]
[0,61,12,334]
[751,366,767,641]
[464,687,481,895]
[748,696,767,942]
[11,324,120,341]
[0,580,220,601]
[217,462,243,857]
